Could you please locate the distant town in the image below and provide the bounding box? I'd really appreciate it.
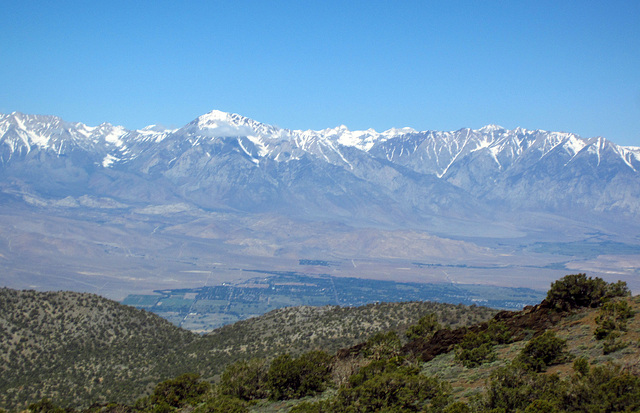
[122,270,545,332]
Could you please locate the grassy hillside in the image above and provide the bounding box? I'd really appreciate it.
[420,294,640,404]
[0,288,496,410]
[6,274,637,412]
[17,273,633,413]
[196,301,497,361]
[0,288,199,409]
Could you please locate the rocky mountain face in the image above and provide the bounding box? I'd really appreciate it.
[1,110,639,225]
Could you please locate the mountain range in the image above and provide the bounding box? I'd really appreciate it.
[2,110,639,220]
[0,110,639,298]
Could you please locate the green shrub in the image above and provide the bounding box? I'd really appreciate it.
[486,320,512,344]
[363,331,402,360]
[546,274,629,311]
[289,400,330,412]
[594,300,634,340]
[602,336,628,355]
[27,398,66,413]
[481,359,640,412]
[138,373,210,409]
[594,317,620,340]
[572,356,590,376]
[406,313,441,340]
[266,351,333,400]
[483,364,565,411]
[455,340,496,368]
[564,364,640,412]
[219,358,268,400]
[442,401,471,412]
[334,367,450,412]
[347,358,405,388]
[454,321,510,367]
[523,399,560,413]
[516,330,567,372]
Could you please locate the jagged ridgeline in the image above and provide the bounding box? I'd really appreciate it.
[0,288,496,410]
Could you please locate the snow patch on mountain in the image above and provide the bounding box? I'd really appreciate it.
[102,154,119,167]
[194,110,258,138]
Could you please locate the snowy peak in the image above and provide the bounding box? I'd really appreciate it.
[195,110,251,132]
[477,124,505,133]
[183,110,282,141]
[0,112,127,148]
[0,112,175,167]
[313,125,384,151]
[299,124,417,152]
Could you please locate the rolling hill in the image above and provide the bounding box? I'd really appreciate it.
[0,287,495,410]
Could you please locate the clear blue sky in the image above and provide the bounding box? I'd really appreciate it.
[2,1,639,145]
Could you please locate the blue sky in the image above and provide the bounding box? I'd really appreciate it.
[2,1,639,145]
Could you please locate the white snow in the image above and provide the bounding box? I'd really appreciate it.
[478,124,504,132]
[194,111,257,138]
[614,146,638,172]
[2,110,638,181]
[563,135,587,155]
[198,109,232,124]
[237,137,260,165]
[470,138,491,153]
[104,126,127,147]
[245,135,269,157]
[102,154,118,167]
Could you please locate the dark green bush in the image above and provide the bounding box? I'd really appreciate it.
[288,400,330,413]
[334,367,450,412]
[602,336,628,355]
[486,320,512,344]
[219,358,268,400]
[456,342,495,368]
[27,398,66,413]
[595,300,634,340]
[363,330,402,360]
[564,364,640,412]
[523,399,560,413]
[405,313,441,340]
[546,274,629,311]
[516,330,567,372]
[455,321,511,367]
[572,356,590,376]
[266,351,332,400]
[483,364,565,411]
[483,362,640,412]
[442,401,471,412]
[347,358,406,388]
[594,317,620,340]
[138,373,210,409]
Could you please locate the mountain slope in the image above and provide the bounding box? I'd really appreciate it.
[0,288,198,409]
[5,278,639,412]
[0,288,496,410]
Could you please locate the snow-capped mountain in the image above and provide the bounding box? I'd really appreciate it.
[1,110,639,222]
